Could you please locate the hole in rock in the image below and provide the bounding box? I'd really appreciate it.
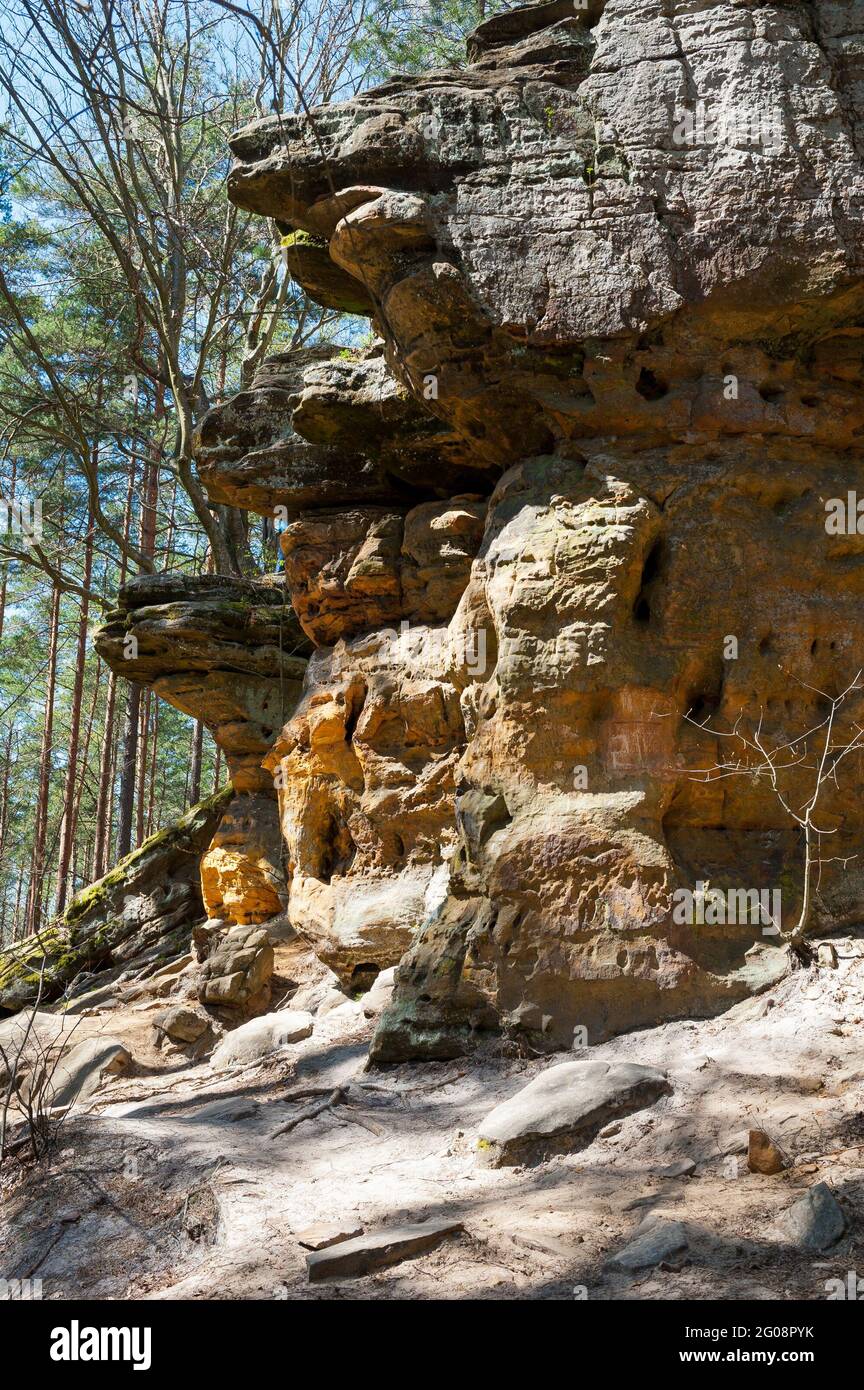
[343,681,367,743]
[633,537,664,624]
[635,368,669,401]
[759,384,784,403]
[688,690,721,723]
[351,963,381,994]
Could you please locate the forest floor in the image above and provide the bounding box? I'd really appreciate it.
[3,935,864,1301]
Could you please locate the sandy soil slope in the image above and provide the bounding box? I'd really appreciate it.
[2,936,863,1301]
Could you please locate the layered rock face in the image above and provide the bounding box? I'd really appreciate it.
[193,345,492,985]
[94,574,309,928]
[218,0,864,1057]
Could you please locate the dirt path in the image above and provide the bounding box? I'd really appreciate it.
[3,938,863,1301]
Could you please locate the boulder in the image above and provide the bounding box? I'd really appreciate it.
[361,967,396,1019]
[210,1010,313,1068]
[778,1183,846,1252]
[748,1129,788,1176]
[607,1219,689,1273]
[47,1037,131,1110]
[197,924,274,1016]
[154,1006,209,1045]
[476,1060,670,1167]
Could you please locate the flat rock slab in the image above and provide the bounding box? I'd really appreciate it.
[184,1097,260,1124]
[297,1222,364,1251]
[607,1219,689,1272]
[476,1060,670,1167]
[778,1182,846,1251]
[306,1220,464,1281]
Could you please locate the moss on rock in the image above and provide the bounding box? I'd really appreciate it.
[0,786,233,1013]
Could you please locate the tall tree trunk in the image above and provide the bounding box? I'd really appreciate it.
[71,656,101,899]
[0,460,17,649]
[189,719,204,807]
[0,726,14,943]
[136,687,150,848]
[93,665,117,880]
[25,580,61,934]
[146,701,159,836]
[54,511,94,914]
[116,681,141,861]
[96,454,137,878]
[133,414,159,849]
[13,867,25,943]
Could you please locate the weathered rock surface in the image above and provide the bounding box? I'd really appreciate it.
[220,0,864,1058]
[199,792,287,925]
[94,574,308,932]
[263,626,464,987]
[47,1037,131,1110]
[153,1005,210,1045]
[88,0,864,1059]
[210,1008,313,1066]
[297,1221,364,1252]
[196,923,275,1017]
[777,1181,847,1251]
[280,495,487,645]
[279,231,375,316]
[607,1218,689,1272]
[476,1059,670,1166]
[0,790,230,1013]
[362,967,396,1018]
[228,0,864,465]
[195,345,492,517]
[94,573,308,796]
[305,1219,464,1281]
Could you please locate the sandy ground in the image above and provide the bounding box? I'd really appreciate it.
[2,935,864,1301]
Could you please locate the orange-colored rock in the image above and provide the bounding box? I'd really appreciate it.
[200,793,287,925]
[94,574,308,928]
[280,496,487,644]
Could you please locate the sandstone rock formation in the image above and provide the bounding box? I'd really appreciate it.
[196,922,275,1017]
[215,0,864,1059]
[85,0,864,1059]
[0,789,230,1014]
[94,574,308,930]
